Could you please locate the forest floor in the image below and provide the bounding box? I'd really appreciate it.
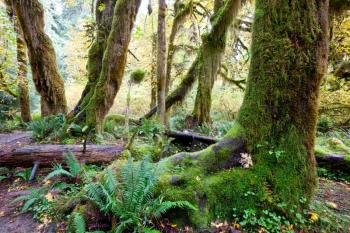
[0,177,349,233]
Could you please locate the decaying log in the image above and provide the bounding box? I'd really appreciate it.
[0,132,33,157]
[165,130,217,144]
[1,144,123,168]
[316,153,350,174]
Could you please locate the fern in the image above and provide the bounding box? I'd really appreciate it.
[12,187,47,212]
[45,153,82,180]
[84,157,197,232]
[74,212,86,233]
[45,163,74,180]
[65,152,82,177]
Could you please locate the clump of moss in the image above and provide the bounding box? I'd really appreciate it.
[130,69,146,84]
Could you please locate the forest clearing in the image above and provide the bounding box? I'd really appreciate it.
[0,0,350,232]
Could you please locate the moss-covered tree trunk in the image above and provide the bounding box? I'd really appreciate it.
[157,0,167,125]
[15,19,31,122]
[165,0,193,95]
[4,0,31,122]
[143,0,241,120]
[156,0,329,226]
[74,0,142,130]
[12,0,67,117]
[150,33,158,109]
[69,0,116,117]
[191,0,234,125]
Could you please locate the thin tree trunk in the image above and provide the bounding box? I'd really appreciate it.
[74,0,142,130]
[166,0,193,95]
[191,0,234,125]
[157,0,167,125]
[150,33,158,109]
[15,19,31,122]
[143,0,241,120]
[12,0,67,117]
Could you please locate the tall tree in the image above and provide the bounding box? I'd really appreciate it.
[192,0,230,125]
[157,0,167,125]
[157,0,329,225]
[15,18,31,122]
[72,0,142,130]
[144,0,241,120]
[12,0,67,116]
[166,0,193,94]
[69,0,116,117]
[4,0,31,122]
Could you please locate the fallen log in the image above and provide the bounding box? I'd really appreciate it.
[0,132,33,157]
[0,144,124,168]
[165,130,217,144]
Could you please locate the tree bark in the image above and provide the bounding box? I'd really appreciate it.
[0,144,123,168]
[15,18,31,122]
[150,33,158,109]
[12,0,67,117]
[73,0,142,130]
[157,0,167,125]
[192,0,239,125]
[153,0,330,226]
[69,0,116,117]
[165,0,193,95]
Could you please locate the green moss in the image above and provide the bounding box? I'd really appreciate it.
[130,69,146,84]
[156,0,326,228]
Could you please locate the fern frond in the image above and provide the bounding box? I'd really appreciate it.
[64,152,82,177]
[45,163,73,180]
[153,200,197,219]
[74,212,86,233]
[103,168,118,196]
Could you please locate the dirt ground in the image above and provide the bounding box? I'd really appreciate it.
[0,177,349,233]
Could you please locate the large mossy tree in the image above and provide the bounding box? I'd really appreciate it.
[70,0,142,130]
[12,0,67,116]
[148,0,330,226]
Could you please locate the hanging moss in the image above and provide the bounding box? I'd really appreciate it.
[130,69,146,84]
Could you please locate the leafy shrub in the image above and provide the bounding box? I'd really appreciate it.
[28,114,65,141]
[84,157,196,232]
[137,119,164,140]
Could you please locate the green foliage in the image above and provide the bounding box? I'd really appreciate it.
[15,168,33,182]
[84,157,196,232]
[233,208,294,233]
[28,114,65,142]
[12,186,48,213]
[0,167,10,181]
[45,152,82,180]
[137,119,164,141]
[317,168,350,183]
[0,115,23,133]
[74,212,86,233]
